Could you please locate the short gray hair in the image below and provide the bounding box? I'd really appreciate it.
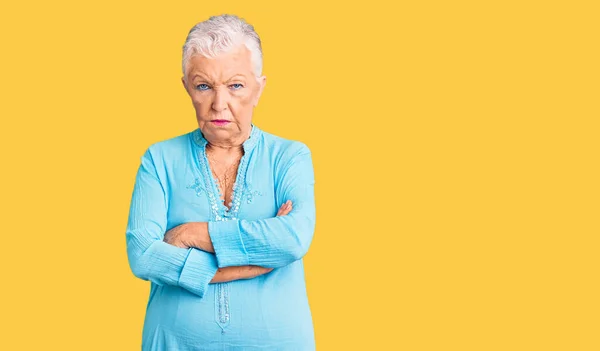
[182,14,263,81]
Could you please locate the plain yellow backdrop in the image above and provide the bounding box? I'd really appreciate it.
[1,1,598,350]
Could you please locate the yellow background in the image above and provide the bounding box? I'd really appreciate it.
[1,0,598,350]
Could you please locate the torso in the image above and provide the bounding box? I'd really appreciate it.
[140,127,315,350]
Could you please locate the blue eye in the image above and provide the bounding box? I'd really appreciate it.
[196,84,210,91]
[230,83,243,90]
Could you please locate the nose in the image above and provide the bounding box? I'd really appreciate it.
[211,86,229,112]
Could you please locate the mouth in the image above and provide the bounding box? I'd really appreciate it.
[210,119,231,126]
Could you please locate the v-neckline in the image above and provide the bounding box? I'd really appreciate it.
[192,124,261,221]
[205,150,243,213]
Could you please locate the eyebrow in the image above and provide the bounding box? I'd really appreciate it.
[191,73,208,80]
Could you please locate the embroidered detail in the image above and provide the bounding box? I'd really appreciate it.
[224,158,249,217]
[185,178,204,197]
[215,282,230,329]
[244,183,263,204]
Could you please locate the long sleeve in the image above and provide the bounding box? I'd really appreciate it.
[125,147,218,298]
[209,143,316,268]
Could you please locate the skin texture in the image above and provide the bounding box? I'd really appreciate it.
[163,44,288,283]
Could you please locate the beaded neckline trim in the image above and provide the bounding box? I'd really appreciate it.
[190,124,262,221]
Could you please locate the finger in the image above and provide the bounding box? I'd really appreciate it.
[276,206,285,216]
[276,202,288,216]
[277,206,288,216]
[285,201,293,212]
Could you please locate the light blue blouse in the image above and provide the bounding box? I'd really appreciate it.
[125,125,317,350]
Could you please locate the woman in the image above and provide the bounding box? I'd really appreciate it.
[125,14,317,350]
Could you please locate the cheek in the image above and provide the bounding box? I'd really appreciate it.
[230,95,256,121]
[191,96,210,110]
[229,95,253,115]
[235,91,255,106]
[191,101,212,120]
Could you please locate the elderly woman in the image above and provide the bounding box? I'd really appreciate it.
[125,14,317,351]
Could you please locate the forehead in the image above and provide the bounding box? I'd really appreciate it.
[187,45,254,80]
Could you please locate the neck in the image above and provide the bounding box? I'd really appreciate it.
[206,142,244,156]
[203,125,252,152]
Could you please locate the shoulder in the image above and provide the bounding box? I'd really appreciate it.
[141,130,194,165]
[260,129,311,157]
[258,128,312,170]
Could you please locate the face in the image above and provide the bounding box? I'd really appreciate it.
[182,45,266,146]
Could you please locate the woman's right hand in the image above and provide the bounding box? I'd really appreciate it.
[210,201,292,283]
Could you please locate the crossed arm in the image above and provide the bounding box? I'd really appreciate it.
[125,144,315,298]
[163,202,294,283]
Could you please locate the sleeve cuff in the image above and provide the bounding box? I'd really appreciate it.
[208,220,249,267]
[178,248,219,298]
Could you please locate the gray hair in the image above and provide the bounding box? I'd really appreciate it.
[182,14,263,82]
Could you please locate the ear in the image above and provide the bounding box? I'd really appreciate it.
[181,77,190,95]
[253,75,267,107]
